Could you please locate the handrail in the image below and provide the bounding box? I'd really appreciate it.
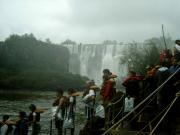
[105,94,125,109]
[110,107,123,124]
[149,95,179,135]
[105,94,124,127]
[136,97,174,135]
[102,68,179,135]
[125,92,158,127]
[111,94,125,105]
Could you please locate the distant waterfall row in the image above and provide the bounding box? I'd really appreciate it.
[63,44,128,84]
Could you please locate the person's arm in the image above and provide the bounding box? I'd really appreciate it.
[5,119,17,125]
[122,77,130,87]
[35,107,46,113]
[52,98,59,106]
[111,74,117,78]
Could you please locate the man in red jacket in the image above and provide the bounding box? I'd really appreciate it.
[122,71,141,98]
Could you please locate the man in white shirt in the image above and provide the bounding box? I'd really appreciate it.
[82,81,96,120]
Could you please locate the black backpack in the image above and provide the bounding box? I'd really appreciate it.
[126,79,141,97]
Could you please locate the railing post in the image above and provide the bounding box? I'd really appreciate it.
[49,119,52,135]
[112,105,115,124]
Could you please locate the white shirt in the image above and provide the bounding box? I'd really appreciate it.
[0,124,8,135]
[83,89,95,106]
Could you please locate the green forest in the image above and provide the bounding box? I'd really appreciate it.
[0,34,87,90]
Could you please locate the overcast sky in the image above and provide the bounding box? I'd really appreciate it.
[0,0,179,43]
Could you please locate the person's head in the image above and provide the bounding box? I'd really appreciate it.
[103,69,111,75]
[56,89,64,97]
[2,115,9,122]
[85,80,94,89]
[29,104,36,112]
[103,69,113,81]
[129,71,136,76]
[175,40,180,45]
[68,88,75,95]
[90,80,95,85]
[19,111,27,119]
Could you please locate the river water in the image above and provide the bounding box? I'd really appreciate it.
[0,90,86,135]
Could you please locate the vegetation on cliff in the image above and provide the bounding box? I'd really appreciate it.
[0,34,87,90]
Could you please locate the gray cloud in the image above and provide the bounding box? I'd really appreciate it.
[0,0,179,43]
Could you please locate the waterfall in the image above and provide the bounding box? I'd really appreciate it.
[62,43,128,85]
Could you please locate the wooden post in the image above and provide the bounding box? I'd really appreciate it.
[112,105,115,124]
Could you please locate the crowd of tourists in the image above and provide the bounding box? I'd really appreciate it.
[0,40,180,135]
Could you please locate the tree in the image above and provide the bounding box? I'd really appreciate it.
[120,36,174,75]
[61,39,76,45]
[0,34,87,90]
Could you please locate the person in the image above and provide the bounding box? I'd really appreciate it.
[64,88,76,135]
[155,61,171,110]
[14,111,28,135]
[0,115,14,135]
[82,80,96,120]
[52,89,67,135]
[143,65,158,97]
[168,63,180,134]
[94,101,105,129]
[79,101,105,135]
[174,40,180,61]
[159,49,173,66]
[28,104,41,135]
[100,69,117,105]
[122,71,141,98]
[169,58,180,74]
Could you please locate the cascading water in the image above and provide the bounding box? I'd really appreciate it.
[63,43,128,85]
